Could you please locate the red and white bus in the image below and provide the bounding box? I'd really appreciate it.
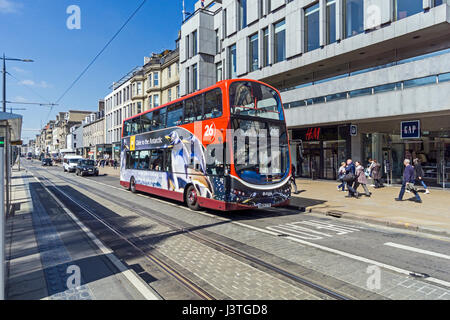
[120,79,291,211]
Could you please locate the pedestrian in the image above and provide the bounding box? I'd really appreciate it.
[337,162,347,191]
[344,159,358,198]
[413,158,430,194]
[354,161,371,197]
[395,159,422,203]
[290,163,299,194]
[113,159,118,170]
[370,159,383,188]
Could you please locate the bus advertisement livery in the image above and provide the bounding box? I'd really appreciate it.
[120,79,291,211]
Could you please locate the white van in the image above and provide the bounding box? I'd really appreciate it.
[63,155,83,173]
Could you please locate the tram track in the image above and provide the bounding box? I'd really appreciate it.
[27,164,354,300]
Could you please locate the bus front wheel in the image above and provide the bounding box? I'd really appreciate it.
[185,185,200,211]
[130,177,137,193]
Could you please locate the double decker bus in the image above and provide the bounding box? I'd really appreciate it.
[120,79,291,211]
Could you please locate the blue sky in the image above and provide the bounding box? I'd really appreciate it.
[0,0,197,142]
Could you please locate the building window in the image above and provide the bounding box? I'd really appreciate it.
[192,30,198,55]
[344,0,364,38]
[305,3,320,52]
[193,64,198,91]
[147,74,152,89]
[137,82,142,96]
[154,72,159,87]
[223,9,227,38]
[249,33,259,72]
[186,67,190,93]
[137,102,142,114]
[154,95,159,107]
[168,65,172,78]
[228,44,237,78]
[238,0,247,30]
[216,62,223,82]
[215,29,221,53]
[149,96,152,109]
[176,85,180,98]
[434,0,443,6]
[326,0,336,44]
[185,35,189,59]
[274,20,286,63]
[394,0,423,21]
[168,88,172,102]
[262,27,269,67]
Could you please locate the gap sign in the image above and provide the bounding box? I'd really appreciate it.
[401,120,420,139]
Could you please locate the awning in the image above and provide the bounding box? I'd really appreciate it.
[0,112,22,142]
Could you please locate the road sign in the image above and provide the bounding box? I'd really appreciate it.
[401,120,420,139]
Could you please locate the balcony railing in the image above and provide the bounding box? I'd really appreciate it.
[284,72,450,110]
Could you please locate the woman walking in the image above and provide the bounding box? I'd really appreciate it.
[337,162,347,191]
[354,161,371,197]
[414,158,430,194]
[370,159,383,188]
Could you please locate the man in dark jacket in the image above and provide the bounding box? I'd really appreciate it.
[413,158,430,194]
[395,159,422,203]
[345,159,358,198]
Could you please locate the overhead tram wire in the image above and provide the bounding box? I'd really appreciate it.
[54,0,149,105]
[7,72,54,106]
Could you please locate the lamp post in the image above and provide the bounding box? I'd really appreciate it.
[2,54,34,112]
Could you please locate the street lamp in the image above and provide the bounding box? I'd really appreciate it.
[2,54,34,113]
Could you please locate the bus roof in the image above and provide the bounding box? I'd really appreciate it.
[122,78,281,124]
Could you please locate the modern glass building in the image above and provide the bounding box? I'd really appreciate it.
[180,0,450,187]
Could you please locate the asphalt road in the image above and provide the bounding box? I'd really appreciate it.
[23,160,450,300]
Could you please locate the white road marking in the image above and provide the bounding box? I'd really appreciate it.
[30,174,161,300]
[285,236,450,288]
[384,242,450,261]
[267,220,360,240]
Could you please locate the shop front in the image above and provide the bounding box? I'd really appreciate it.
[112,143,121,162]
[290,125,351,180]
[96,144,112,161]
[360,116,450,188]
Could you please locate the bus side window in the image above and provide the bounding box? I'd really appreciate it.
[167,103,184,127]
[204,88,222,119]
[123,120,130,137]
[141,113,152,133]
[184,95,203,124]
[152,108,167,130]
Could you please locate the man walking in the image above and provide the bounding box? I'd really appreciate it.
[290,163,299,194]
[344,159,358,198]
[395,159,422,203]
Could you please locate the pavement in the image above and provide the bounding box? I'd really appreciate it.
[291,178,450,236]
[5,165,159,300]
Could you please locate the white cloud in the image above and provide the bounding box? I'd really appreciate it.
[19,79,52,88]
[14,96,28,103]
[0,0,22,14]
[20,79,35,86]
[12,66,27,73]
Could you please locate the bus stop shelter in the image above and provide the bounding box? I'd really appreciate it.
[0,111,22,300]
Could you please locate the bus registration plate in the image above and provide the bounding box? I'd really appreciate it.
[257,203,271,209]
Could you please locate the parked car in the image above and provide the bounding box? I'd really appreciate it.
[41,158,53,166]
[75,159,99,176]
[63,155,83,172]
